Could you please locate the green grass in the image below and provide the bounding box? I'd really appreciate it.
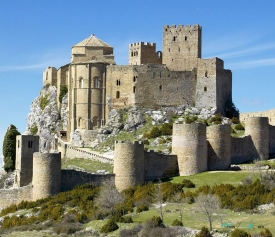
[61,158,113,173]
[166,170,258,189]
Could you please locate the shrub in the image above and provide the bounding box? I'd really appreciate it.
[231,117,240,124]
[182,179,196,188]
[195,226,211,237]
[235,123,245,130]
[147,216,164,228]
[160,123,173,136]
[39,93,49,110]
[143,139,149,145]
[100,219,119,233]
[136,204,149,213]
[149,127,161,138]
[171,219,183,226]
[260,228,273,237]
[119,216,133,223]
[231,229,250,237]
[185,116,197,124]
[59,85,68,103]
[30,123,38,135]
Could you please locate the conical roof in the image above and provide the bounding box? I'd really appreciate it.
[73,34,112,47]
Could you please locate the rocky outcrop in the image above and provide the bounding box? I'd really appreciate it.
[26,85,68,152]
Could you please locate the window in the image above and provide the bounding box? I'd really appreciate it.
[94,77,99,88]
[133,86,136,93]
[173,36,176,41]
[185,36,187,41]
[28,140,32,148]
[168,48,170,52]
[133,76,137,82]
[18,140,20,148]
[116,91,120,98]
[116,79,121,86]
[205,71,208,77]
[178,48,180,52]
[159,85,162,90]
[79,77,83,88]
[204,86,207,92]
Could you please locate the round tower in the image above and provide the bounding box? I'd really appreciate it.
[32,152,61,200]
[172,123,207,176]
[114,141,144,191]
[245,117,269,160]
[206,124,231,170]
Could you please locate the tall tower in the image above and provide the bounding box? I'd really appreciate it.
[129,42,162,65]
[15,132,39,187]
[162,24,202,71]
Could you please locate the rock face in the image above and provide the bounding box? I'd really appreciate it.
[26,85,68,152]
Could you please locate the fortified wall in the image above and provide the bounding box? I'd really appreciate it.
[114,116,275,191]
[240,109,275,126]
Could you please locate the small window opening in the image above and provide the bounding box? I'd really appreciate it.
[188,48,190,52]
[172,59,173,62]
[79,78,83,88]
[204,86,207,92]
[116,79,121,86]
[133,86,136,93]
[168,48,170,52]
[136,51,138,56]
[178,48,180,52]
[153,72,155,78]
[18,140,20,148]
[94,78,99,88]
[185,36,187,41]
[116,91,120,98]
[46,71,48,80]
[205,71,208,77]
[159,85,162,90]
[28,140,33,148]
[133,76,137,82]
[173,36,176,41]
[131,52,133,57]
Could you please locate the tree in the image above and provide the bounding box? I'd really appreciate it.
[2,125,21,172]
[194,193,220,231]
[59,85,68,103]
[172,192,186,224]
[95,180,125,216]
[154,180,166,224]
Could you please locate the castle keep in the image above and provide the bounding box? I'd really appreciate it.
[43,24,233,141]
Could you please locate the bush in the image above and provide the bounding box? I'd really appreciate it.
[149,127,161,138]
[171,219,183,226]
[59,85,68,103]
[231,229,250,237]
[30,123,38,135]
[100,219,119,233]
[160,123,173,136]
[147,216,164,228]
[119,216,133,223]
[182,179,196,188]
[136,204,149,213]
[231,117,240,124]
[195,226,211,237]
[39,93,49,110]
[235,123,245,130]
[185,116,197,124]
[260,228,273,237]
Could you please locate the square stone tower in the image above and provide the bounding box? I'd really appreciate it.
[162,24,202,71]
[14,132,39,187]
[129,42,162,65]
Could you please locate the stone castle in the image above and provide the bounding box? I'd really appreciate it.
[43,24,234,141]
[1,24,275,208]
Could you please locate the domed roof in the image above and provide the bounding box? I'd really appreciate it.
[73,34,112,48]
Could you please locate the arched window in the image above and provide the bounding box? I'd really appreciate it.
[205,71,208,77]
[116,79,121,86]
[159,85,162,90]
[133,76,137,82]
[28,140,32,148]
[116,91,120,98]
[131,51,133,57]
[133,86,136,93]
[173,36,176,41]
[204,86,207,92]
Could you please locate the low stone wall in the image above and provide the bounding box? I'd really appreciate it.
[0,185,33,210]
[61,170,114,191]
[231,136,258,164]
[144,151,178,181]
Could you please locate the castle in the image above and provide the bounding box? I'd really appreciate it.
[42,24,234,141]
[1,24,274,208]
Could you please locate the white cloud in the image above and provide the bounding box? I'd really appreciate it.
[227,57,275,70]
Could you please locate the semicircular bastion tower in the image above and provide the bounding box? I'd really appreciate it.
[114,141,144,191]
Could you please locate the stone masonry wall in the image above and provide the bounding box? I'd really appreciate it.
[144,151,178,181]
[240,109,275,126]
[61,170,114,191]
[0,185,32,210]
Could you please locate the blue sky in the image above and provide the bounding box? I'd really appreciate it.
[1,0,275,161]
